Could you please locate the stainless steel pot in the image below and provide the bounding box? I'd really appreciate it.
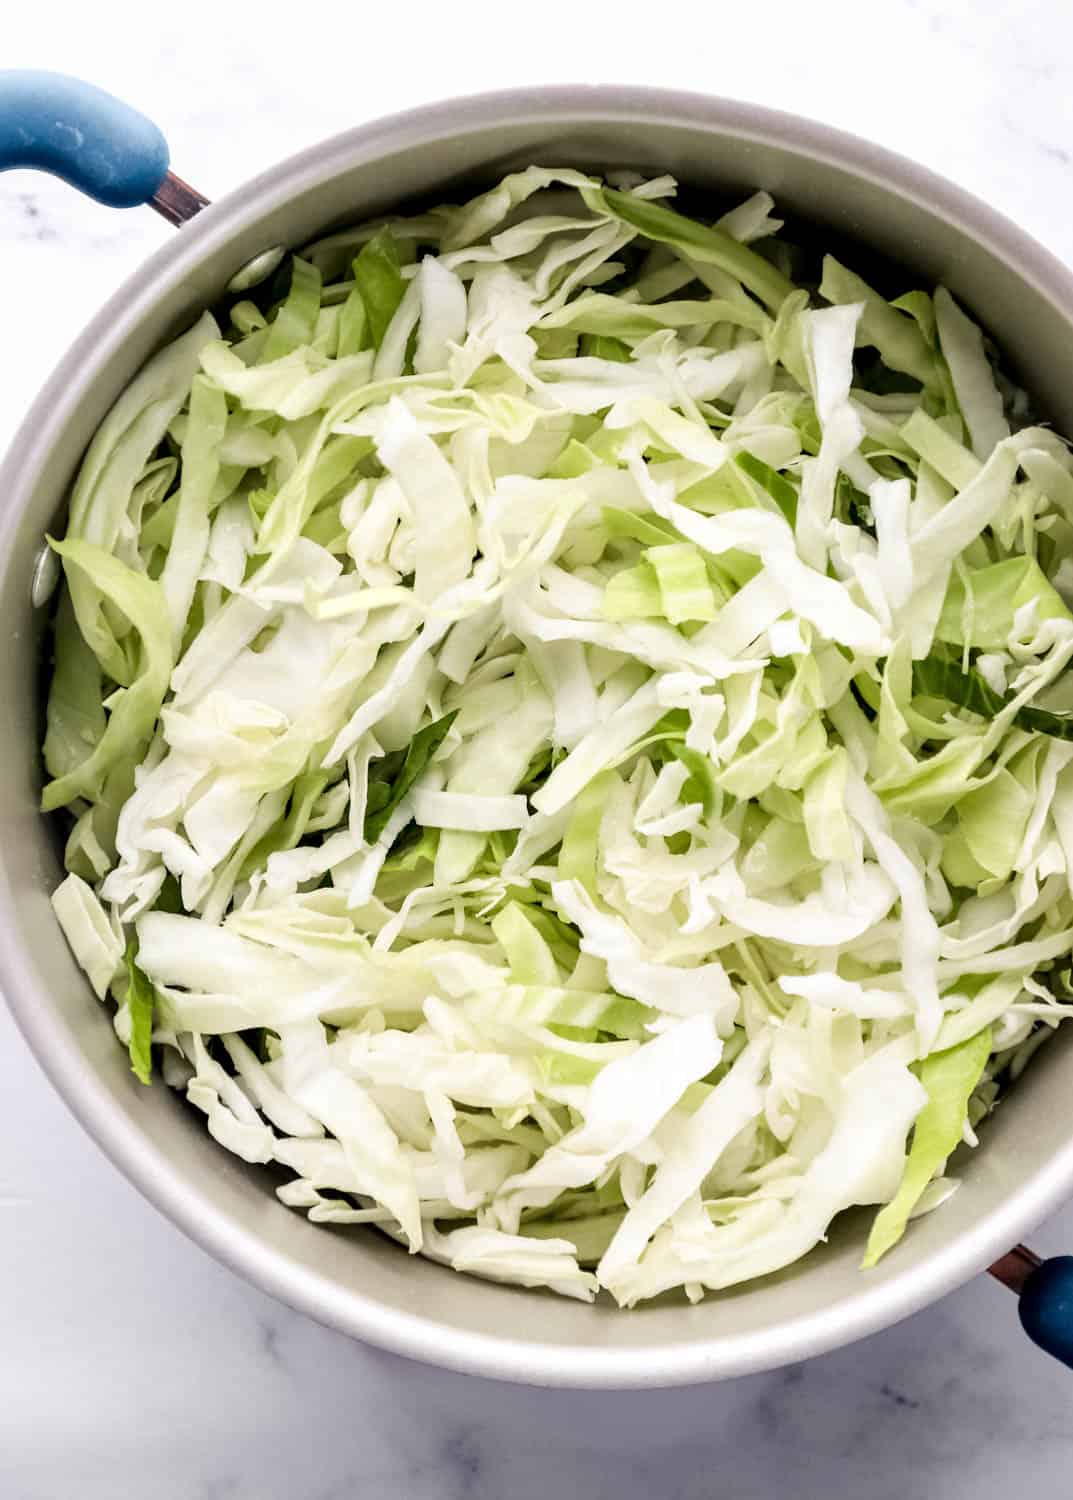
[3,72,1073,1387]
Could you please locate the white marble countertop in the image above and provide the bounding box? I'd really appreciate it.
[5,2,1073,1495]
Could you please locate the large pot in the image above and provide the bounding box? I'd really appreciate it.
[3,71,1073,1387]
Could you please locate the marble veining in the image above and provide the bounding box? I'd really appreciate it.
[5,3,1073,1495]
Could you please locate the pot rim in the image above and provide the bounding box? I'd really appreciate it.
[5,83,1073,1388]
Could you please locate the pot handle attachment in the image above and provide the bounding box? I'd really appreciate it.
[991,1246,1073,1369]
[0,70,207,223]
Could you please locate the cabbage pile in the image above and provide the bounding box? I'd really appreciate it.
[46,168,1073,1305]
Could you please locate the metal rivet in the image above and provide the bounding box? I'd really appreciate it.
[227,245,287,293]
[31,544,60,609]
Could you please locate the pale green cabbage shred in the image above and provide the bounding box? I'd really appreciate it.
[45,167,1073,1306]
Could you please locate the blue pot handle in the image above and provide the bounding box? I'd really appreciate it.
[0,70,169,208]
[991,1247,1073,1369]
[1017,1257,1073,1369]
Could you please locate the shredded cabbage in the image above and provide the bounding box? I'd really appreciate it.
[45,168,1073,1306]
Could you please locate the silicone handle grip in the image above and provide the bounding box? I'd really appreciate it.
[0,70,169,208]
[1019,1256,1073,1369]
